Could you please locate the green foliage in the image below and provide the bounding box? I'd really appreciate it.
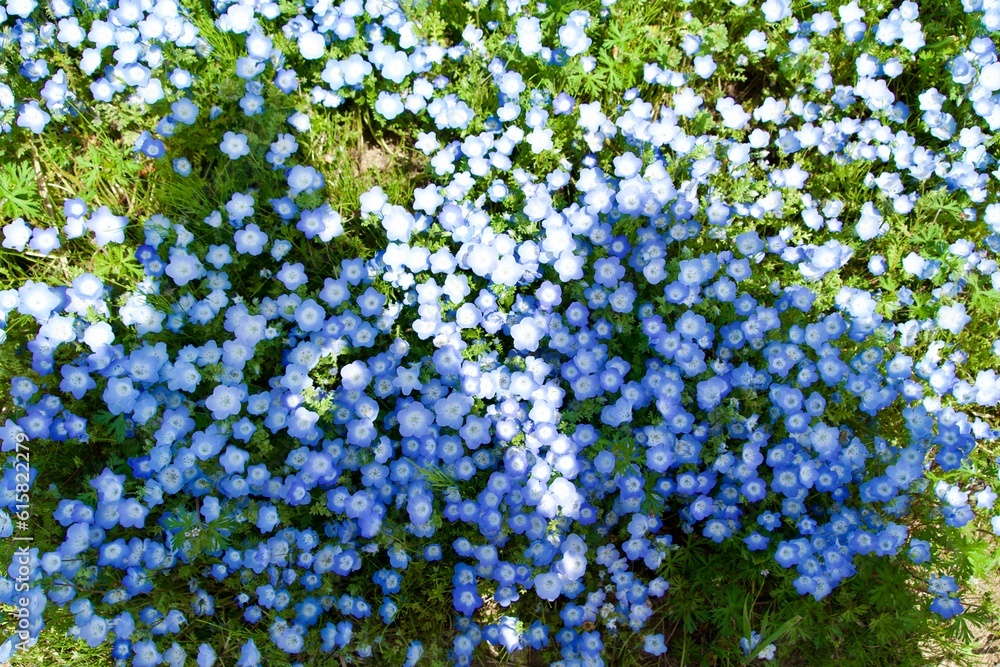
[91,410,129,444]
[0,161,43,219]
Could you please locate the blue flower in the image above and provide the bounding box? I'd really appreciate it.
[16,101,51,134]
[234,224,268,255]
[643,633,667,656]
[219,132,250,160]
[929,596,964,619]
[936,303,971,335]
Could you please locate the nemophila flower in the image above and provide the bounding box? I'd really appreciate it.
[798,240,854,281]
[298,31,326,60]
[855,202,887,240]
[86,206,128,247]
[173,158,193,176]
[220,132,250,160]
[928,574,960,598]
[936,303,971,335]
[226,193,255,221]
[559,11,592,56]
[900,252,937,280]
[27,227,59,255]
[132,640,162,667]
[297,205,344,242]
[510,317,544,351]
[716,97,753,130]
[270,196,299,221]
[235,224,267,255]
[274,68,299,95]
[3,218,31,251]
[17,101,51,134]
[744,29,768,53]
[237,639,261,667]
[165,248,205,286]
[287,166,324,197]
[376,92,405,120]
[978,63,1000,92]
[534,572,563,602]
[276,262,308,290]
[170,98,199,126]
[643,633,668,656]
[526,127,554,153]
[693,55,717,79]
[930,596,964,619]
[516,16,543,55]
[206,385,244,420]
[0,83,13,112]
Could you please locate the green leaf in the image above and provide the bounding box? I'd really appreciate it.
[0,162,42,218]
[93,410,128,443]
[743,615,802,664]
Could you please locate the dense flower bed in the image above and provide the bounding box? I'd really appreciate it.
[1,0,999,664]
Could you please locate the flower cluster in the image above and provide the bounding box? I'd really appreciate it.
[1,0,999,664]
